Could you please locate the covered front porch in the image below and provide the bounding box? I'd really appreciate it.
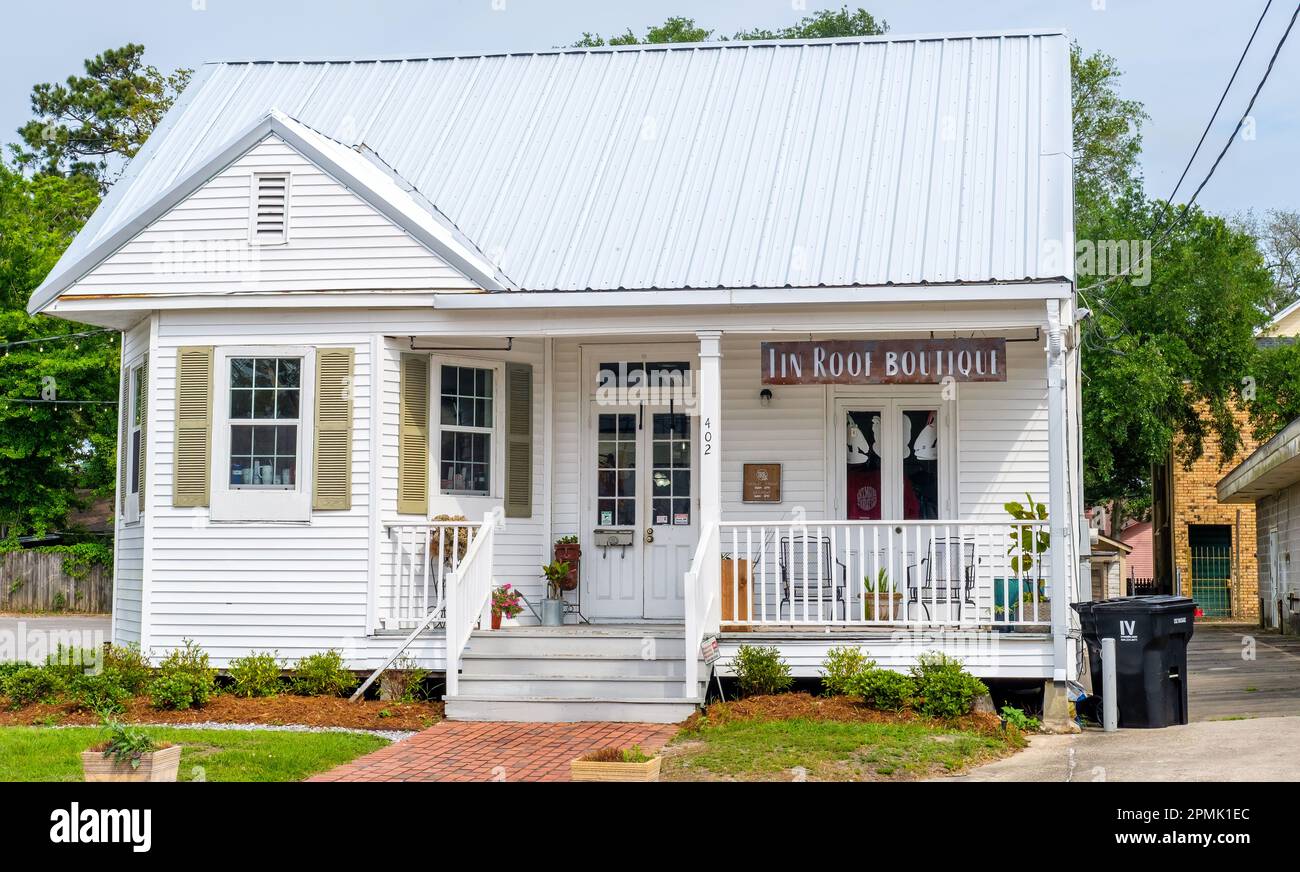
[367,296,1081,694]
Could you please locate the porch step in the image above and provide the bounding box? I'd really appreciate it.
[443,695,703,724]
[446,625,703,723]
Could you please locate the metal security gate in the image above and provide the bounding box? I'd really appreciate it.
[1190,545,1233,617]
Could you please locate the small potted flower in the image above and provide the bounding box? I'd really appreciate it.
[490,583,524,630]
[82,721,182,782]
[570,745,661,782]
[540,560,571,626]
[554,535,581,591]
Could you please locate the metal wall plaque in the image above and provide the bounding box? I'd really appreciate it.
[760,338,1007,385]
[742,463,782,503]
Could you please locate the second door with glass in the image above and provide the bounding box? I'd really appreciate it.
[838,398,946,521]
[587,407,697,620]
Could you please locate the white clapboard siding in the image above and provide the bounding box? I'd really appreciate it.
[112,319,150,646]
[1257,484,1300,627]
[69,136,478,297]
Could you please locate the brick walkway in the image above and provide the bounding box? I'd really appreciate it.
[309,721,680,782]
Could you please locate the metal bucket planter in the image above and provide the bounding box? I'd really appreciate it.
[541,598,566,626]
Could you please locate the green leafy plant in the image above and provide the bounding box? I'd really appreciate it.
[863,568,895,594]
[69,672,131,714]
[731,645,793,697]
[102,644,150,695]
[856,667,915,711]
[819,646,872,697]
[554,535,579,545]
[542,560,572,599]
[98,720,158,770]
[228,651,284,698]
[292,650,356,697]
[4,666,64,708]
[1001,705,1041,732]
[44,643,100,684]
[148,639,216,710]
[491,583,524,619]
[578,745,655,763]
[382,655,432,702]
[910,652,988,719]
[1004,492,1050,575]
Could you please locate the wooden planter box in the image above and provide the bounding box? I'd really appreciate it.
[720,558,751,626]
[81,744,182,782]
[570,757,662,782]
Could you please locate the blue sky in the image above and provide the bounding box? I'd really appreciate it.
[3,0,1296,216]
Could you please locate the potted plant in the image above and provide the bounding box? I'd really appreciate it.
[570,745,661,782]
[553,535,581,592]
[82,721,182,782]
[720,552,751,625]
[998,493,1051,630]
[490,583,524,630]
[863,568,903,621]
[540,560,571,626]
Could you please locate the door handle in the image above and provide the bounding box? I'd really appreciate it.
[645,527,655,544]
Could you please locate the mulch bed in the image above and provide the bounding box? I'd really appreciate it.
[682,692,1009,737]
[0,694,444,731]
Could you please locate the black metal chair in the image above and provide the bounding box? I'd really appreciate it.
[906,538,977,621]
[778,535,848,621]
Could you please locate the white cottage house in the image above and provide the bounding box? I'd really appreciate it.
[29,30,1086,722]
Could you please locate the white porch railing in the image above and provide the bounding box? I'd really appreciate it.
[443,508,502,697]
[380,519,482,631]
[683,519,721,697]
[717,519,1055,629]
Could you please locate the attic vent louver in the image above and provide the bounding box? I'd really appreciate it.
[250,173,289,244]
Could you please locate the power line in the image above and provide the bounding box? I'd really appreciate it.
[1,328,117,353]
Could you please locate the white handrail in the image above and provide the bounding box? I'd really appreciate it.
[444,507,503,697]
[683,519,719,698]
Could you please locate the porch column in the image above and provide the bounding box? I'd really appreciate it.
[1044,301,1073,701]
[698,331,723,537]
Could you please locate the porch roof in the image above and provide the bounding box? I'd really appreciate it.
[33,29,1073,307]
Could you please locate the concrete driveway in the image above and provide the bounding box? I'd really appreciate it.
[945,623,1300,782]
[0,614,110,662]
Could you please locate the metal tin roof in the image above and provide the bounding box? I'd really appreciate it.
[37,31,1074,299]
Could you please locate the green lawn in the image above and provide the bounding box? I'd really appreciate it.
[664,717,1013,781]
[0,726,389,782]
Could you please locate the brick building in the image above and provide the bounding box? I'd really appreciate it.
[1152,402,1260,619]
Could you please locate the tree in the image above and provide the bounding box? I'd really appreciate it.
[1071,45,1147,210]
[573,6,886,48]
[1235,208,1300,317]
[11,44,191,189]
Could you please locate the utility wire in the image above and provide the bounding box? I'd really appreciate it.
[1,328,116,352]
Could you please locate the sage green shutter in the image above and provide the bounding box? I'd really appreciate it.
[118,364,130,514]
[137,353,148,515]
[397,353,429,515]
[313,348,354,510]
[173,346,214,508]
[504,362,533,519]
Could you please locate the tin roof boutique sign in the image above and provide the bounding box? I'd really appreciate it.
[760,338,1007,385]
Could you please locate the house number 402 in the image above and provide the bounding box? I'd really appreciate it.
[703,418,713,455]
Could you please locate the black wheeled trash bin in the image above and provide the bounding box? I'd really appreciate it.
[1071,595,1196,728]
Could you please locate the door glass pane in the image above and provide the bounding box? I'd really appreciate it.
[651,413,690,526]
[596,413,636,527]
[901,409,939,520]
[846,410,882,520]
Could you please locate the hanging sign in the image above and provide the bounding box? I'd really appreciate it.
[760,338,1007,385]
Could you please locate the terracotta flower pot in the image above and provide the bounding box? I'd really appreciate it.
[554,543,581,591]
[491,611,502,630]
[82,744,182,783]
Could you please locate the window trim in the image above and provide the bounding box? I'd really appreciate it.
[124,361,145,525]
[210,346,315,522]
[432,356,505,501]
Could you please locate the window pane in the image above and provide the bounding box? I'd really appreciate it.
[846,410,882,521]
[652,498,671,526]
[229,388,250,419]
[230,457,251,485]
[616,470,635,497]
[130,431,141,493]
[672,470,690,495]
[598,414,617,436]
[597,470,616,498]
[254,359,277,387]
[274,457,296,486]
[616,441,636,469]
[597,441,617,469]
[231,358,254,388]
[459,368,475,395]
[277,358,300,388]
[458,398,475,427]
[617,499,636,526]
[902,410,939,520]
[253,389,276,418]
[652,471,671,495]
[276,425,297,455]
[277,389,299,419]
[252,425,277,455]
[597,499,616,526]
[617,414,636,436]
[672,499,691,525]
[231,425,252,456]
[441,365,457,395]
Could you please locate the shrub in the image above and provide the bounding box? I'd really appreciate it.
[910,652,988,719]
[1001,705,1041,732]
[820,646,872,697]
[228,651,285,698]
[98,720,157,770]
[44,644,100,684]
[0,661,32,686]
[382,655,432,702]
[148,639,217,710]
[149,672,215,710]
[856,667,914,711]
[103,644,151,695]
[69,672,132,714]
[4,667,64,708]
[292,650,356,697]
[732,645,793,697]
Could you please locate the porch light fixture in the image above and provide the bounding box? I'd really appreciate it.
[759,388,773,407]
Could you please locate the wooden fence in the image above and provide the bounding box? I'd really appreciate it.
[0,550,112,613]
